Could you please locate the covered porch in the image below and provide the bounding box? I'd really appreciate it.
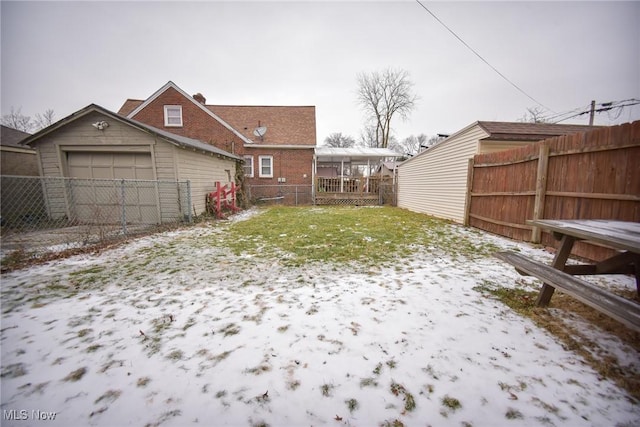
[313,147,403,205]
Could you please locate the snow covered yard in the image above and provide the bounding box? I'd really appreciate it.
[1,207,639,427]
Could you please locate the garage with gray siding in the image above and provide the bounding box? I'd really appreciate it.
[22,104,240,224]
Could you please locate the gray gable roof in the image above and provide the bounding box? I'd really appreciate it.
[21,104,241,161]
[127,116,242,160]
[1,125,32,148]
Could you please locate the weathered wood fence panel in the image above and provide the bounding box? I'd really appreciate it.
[467,120,640,261]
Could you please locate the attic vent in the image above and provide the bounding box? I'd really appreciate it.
[193,93,206,104]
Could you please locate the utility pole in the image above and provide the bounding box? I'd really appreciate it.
[588,100,596,125]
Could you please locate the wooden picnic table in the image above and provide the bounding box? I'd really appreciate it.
[495,219,640,332]
[527,219,640,302]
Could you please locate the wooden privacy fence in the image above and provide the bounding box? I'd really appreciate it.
[466,120,640,261]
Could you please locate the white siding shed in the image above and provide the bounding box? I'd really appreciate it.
[397,123,486,223]
[397,121,598,223]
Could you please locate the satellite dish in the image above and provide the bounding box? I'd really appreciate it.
[253,126,267,138]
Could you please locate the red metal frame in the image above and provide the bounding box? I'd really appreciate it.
[206,182,240,219]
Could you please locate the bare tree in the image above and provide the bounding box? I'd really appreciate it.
[2,106,56,132]
[359,125,400,149]
[356,68,418,148]
[389,134,426,157]
[518,106,548,123]
[34,109,56,130]
[1,107,33,132]
[389,134,442,157]
[324,132,356,148]
[358,124,378,148]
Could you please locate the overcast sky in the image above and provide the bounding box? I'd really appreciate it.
[2,1,639,144]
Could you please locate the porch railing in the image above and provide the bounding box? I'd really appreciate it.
[316,176,389,194]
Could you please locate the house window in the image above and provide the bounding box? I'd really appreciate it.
[258,155,273,178]
[164,105,183,127]
[243,155,254,177]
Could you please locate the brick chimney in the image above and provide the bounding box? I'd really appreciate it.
[193,93,206,105]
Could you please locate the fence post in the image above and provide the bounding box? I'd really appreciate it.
[155,180,161,225]
[531,143,550,243]
[186,180,192,223]
[463,158,475,226]
[120,179,127,235]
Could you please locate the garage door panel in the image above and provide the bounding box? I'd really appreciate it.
[135,154,151,166]
[134,167,154,180]
[124,189,141,205]
[113,167,136,179]
[92,154,114,166]
[115,154,135,166]
[137,188,157,205]
[68,153,92,165]
[68,166,90,179]
[92,167,116,179]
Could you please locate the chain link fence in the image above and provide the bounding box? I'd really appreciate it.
[379,179,397,206]
[1,176,192,254]
[246,181,397,207]
[248,184,313,206]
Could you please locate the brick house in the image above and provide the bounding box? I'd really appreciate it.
[118,81,317,202]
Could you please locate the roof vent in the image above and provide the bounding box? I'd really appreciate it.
[193,93,206,104]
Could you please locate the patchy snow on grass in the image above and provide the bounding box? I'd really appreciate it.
[1,214,639,427]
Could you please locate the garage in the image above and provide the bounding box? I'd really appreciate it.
[66,151,159,224]
[23,104,240,226]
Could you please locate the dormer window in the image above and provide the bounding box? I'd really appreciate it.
[164,105,183,127]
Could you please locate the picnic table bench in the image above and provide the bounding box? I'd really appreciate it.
[494,220,640,332]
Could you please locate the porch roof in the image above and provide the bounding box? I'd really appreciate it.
[315,147,403,163]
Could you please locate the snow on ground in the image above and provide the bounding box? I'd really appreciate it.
[1,211,639,427]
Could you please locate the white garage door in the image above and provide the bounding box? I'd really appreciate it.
[67,152,159,224]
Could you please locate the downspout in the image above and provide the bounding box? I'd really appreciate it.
[312,152,316,204]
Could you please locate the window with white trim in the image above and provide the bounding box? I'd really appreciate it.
[164,105,183,127]
[258,155,273,178]
[243,155,254,177]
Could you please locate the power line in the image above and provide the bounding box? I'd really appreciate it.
[537,104,592,122]
[414,0,553,112]
[551,99,640,124]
